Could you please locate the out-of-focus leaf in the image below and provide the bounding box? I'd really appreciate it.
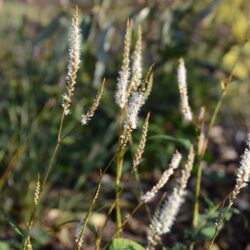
[42,84,61,95]
[191,0,219,26]
[87,222,98,237]
[231,207,248,228]
[34,11,68,45]
[203,195,215,209]
[172,243,186,250]
[107,238,144,250]
[94,22,113,86]
[53,25,69,58]
[0,209,24,237]
[80,14,93,42]
[196,224,215,240]
[148,134,191,148]
[135,7,150,23]
[0,242,9,250]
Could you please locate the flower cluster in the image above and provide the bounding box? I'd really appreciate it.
[62,6,81,115]
[230,135,250,203]
[147,146,194,249]
[141,150,182,203]
[177,58,192,121]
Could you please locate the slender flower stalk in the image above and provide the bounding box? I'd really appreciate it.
[197,107,206,156]
[147,145,194,249]
[75,220,84,249]
[191,35,245,235]
[144,72,153,102]
[114,24,153,235]
[115,20,132,109]
[208,135,250,250]
[125,66,153,130]
[192,85,229,231]
[125,91,145,129]
[128,25,143,93]
[132,25,142,83]
[22,8,82,249]
[75,171,102,250]
[81,79,105,125]
[177,58,192,121]
[141,150,182,203]
[114,21,132,233]
[62,6,81,115]
[230,135,250,203]
[33,174,40,207]
[133,113,150,170]
[24,236,33,250]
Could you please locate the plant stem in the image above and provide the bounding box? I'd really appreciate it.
[207,204,231,250]
[190,32,248,248]
[115,150,123,234]
[115,109,126,235]
[103,201,144,249]
[133,168,152,220]
[192,156,202,228]
[75,170,103,250]
[22,111,65,249]
[97,158,143,249]
[192,87,227,230]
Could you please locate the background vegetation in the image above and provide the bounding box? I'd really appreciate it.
[0,0,250,249]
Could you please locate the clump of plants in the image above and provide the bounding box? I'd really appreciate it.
[2,6,250,250]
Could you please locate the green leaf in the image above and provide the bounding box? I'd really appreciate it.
[107,238,145,250]
[172,242,186,250]
[203,195,215,209]
[34,11,68,45]
[87,222,98,237]
[197,225,215,240]
[0,209,24,237]
[0,242,10,250]
[80,14,93,42]
[148,134,191,148]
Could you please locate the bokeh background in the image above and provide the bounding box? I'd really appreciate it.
[0,0,250,249]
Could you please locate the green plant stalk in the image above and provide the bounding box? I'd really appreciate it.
[97,163,125,249]
[192,157,202,229]
[115,150,124,234]
[75,171,103,250]
[192,88,228,230]
[103,201,144,249]
[97,159,144,249]
[22,111,65,249]
[133,168,152,220]
[94,152,124,250]
[115,109,126,235]
[96,198,117,250]
[207,203,231,250]
[191,31,248,248]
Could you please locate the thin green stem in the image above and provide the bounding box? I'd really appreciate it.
[191,30,249,237]
[192,88,227,230]
[97,161,144,249]
[115,150,123,234]
[22,111,65,249]
[115,109,126,235]
[207,203,232,250]
[192,156,202,228]
[96,201,116,249]
[133,168,152,220]
[75,170,103,250]
[94,152,124,250]
[103,202,144,250]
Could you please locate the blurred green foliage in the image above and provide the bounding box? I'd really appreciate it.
[0,0,250,249]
